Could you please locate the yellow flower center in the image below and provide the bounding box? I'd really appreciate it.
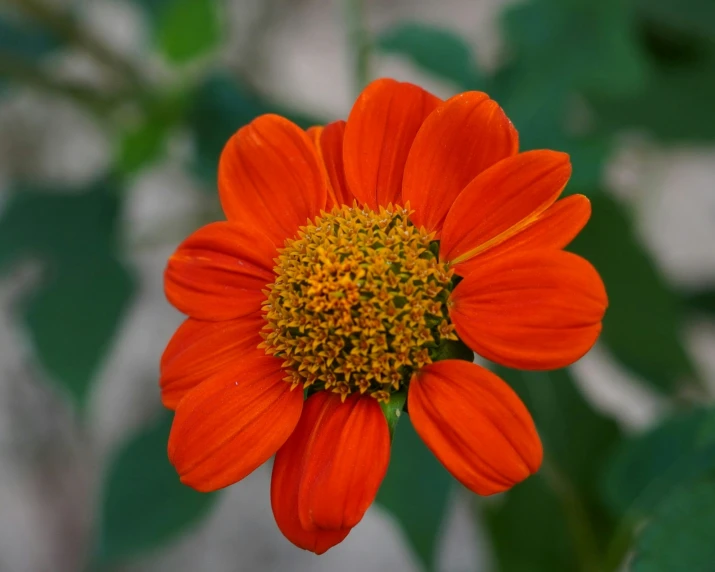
[261,203,457,402]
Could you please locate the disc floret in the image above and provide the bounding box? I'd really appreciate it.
[261,203,457,402]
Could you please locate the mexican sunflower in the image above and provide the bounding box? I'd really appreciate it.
[161,78,607,553]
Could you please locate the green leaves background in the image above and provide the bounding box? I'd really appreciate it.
[0,0,714,570]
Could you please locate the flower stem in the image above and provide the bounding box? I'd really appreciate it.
[520,372,608,572]
[540,459,605,572]
[343,0,371,93]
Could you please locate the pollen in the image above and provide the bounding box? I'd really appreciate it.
[261,203,457,402]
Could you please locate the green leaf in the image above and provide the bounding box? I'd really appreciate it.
[589,14,715,142]
[602,408,715,517]
[156,0,221,64]
[502,0,648,98]
[484,368,623,571]
[492,0,649,193]
[569,194,694,392]
[117,118,170,174]
[683,289,715,317]
[26,258,133,401]
[96,410,218,562]
[631,482,715,572]
[496,368,622,500]
[636,0,715,42]
[0,180,135,407]
[376,22,483,89]
[376,414,452,571]
[491,69,611,195]
[697,410,715,447]
[0,15,62,93]
[0,16,61,59]
[483,475,580,572]
[590,48,715,142]
[564,139,611,194]
[117,92,188,174]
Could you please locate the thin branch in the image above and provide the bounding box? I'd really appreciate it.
[0,54,124,116]
[6,0,146,91]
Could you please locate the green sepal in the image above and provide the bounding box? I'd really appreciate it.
[432,336,474,363]
[380,391,407,440]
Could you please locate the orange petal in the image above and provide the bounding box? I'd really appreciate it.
[168,351,303,492]
[160,313,264,410]
[314,120,353,208]
[456,194,591,275]
[296,393,390,530]
[403,92,518,235]
[449,249,607,370]
[440,150,571,267]
[306,125,322,145]
[409,360,542,496]
[164,222,275,321]
[270,400,351,555]
[271,496,350,555]
[343,78,440,210]
[271,392,389,552]
[218,114,328,246]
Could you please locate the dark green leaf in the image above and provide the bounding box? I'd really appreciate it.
[484,368,622,571]
[26,257,133,403]
[502,0,648,97]
[0,16,61,59]
[697,410,715,447]
[0,180,135,407]
[569,194,694,392]
[376,414,452,571]
[602,408,715,517]
[496,368,622,500]
[491,69,611,195]
[156,0,221,64]
[483,475,579,572]
[493,0,649,193]
[636,0,715,42]
[557,135,611,195]
[683,289,715,317]
[0,15,62,92]
[96,410,218,562]
[377,22,483,89]
[589,16,715,142]
[631,482,715,572]
[590,50,715,142]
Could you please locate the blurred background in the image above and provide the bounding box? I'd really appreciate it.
[1,0,715,571]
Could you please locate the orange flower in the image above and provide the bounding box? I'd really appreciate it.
[161,78,607,553]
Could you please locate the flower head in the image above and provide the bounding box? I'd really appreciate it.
[161,78,607,553]
[262,203,456,401]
